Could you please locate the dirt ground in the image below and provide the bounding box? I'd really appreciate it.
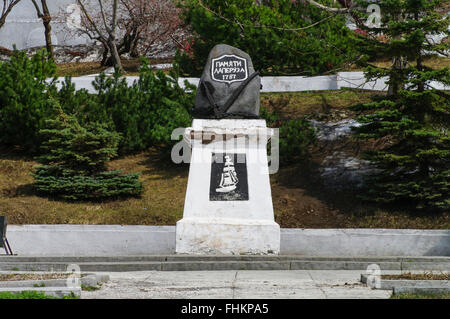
[1,147,448,228]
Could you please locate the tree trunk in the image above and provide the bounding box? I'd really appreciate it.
[41,1,53,59]
[100,41,110,66]
[107,0,122,72]
[415,12,425,93]
[43,20,53,58]
[387,55,407,96]
[31,0,53,59]
[108,38,123,72]
[387,13,407,97]
[0,16,6,29]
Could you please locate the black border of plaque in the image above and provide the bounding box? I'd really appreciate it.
[211,54,248,84]
[209,153,249,201]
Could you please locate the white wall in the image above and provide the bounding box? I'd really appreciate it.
[0,0,90,49]
[6,225,450,256]
[51,72,449,94]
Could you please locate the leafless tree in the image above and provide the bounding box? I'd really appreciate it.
[0,0,21,29]
[0,0,22,55]
[76,0,123,72]
[116,0,184,58]
[31,0,53,59]
[58,0,185,68]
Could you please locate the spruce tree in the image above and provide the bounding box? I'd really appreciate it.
[351,0,449,211]
[33,103,143,200]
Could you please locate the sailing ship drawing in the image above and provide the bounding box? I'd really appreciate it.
[215,155,239,193]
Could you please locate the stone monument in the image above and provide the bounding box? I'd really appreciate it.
[175,44,280,255]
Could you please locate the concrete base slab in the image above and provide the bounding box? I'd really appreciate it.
[176,218,280,255]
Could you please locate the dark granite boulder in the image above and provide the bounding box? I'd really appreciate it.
[191,44,261,119]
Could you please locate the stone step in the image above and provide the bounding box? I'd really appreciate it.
[0,257,448,272]
[0,255,449,263]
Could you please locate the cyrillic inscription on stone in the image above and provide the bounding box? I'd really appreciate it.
[209,153,249,201]
[211,54,248,84]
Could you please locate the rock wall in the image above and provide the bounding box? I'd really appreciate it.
[310,119,381,190]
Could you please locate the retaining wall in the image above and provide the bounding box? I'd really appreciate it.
[5,225,450,257]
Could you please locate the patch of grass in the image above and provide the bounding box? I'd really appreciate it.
[343,210,450,229]
[261,89,380,121]
[0,149,187,225]
[0,291,79,299]
[345,56,450,72]
[55,58,173,77]
[81,284,101,291]
[382,272,450,280]
[375,56,450,70]
[391,292,450,299]
[56,61,109,77]
[0,273,69,282]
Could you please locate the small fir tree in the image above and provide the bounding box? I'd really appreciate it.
[33,104,143,200]
[351,0,449,211]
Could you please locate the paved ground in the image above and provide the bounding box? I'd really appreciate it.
[82,270,393,299]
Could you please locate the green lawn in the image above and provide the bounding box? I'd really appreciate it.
[0,291,79,299]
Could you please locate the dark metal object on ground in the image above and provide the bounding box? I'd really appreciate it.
[0,216,13,255]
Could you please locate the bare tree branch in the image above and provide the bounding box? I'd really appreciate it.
[111,0,118,34]
[31,0,42,17]
[77,0,123,72]
[97,0,110,34]
[60,0,185,68]
[0,0,21,29]
[77,0,107,42]
[305,0,353,13]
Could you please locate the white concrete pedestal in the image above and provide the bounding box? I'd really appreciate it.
[175,119,280,255]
